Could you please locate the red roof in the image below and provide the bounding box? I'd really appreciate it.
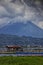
[6,45,21,48]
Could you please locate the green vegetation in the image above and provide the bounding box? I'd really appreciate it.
[0,34,43,46]
[0,56,43,65]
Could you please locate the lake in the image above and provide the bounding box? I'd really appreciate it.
[0,52,43,56]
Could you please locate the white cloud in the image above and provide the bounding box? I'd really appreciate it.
[0,17,10,28]
[38,21,43,29]
[0,6,10,18]
[0,0,43,29]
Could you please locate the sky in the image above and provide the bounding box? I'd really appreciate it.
[0,0,43,29]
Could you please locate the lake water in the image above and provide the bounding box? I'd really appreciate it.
[0,52,43,56]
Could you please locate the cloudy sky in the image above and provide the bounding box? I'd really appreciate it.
[0,0,43,29]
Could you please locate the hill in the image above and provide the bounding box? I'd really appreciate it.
[0,34,43,46]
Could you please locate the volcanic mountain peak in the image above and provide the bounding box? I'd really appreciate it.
[0,21,43,38]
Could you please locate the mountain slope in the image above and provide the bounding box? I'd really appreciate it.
[0,21,43,38]
[0,34,43,46]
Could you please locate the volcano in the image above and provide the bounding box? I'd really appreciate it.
[0,21,43,38]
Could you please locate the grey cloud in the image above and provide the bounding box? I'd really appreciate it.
[0,0,43,28]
